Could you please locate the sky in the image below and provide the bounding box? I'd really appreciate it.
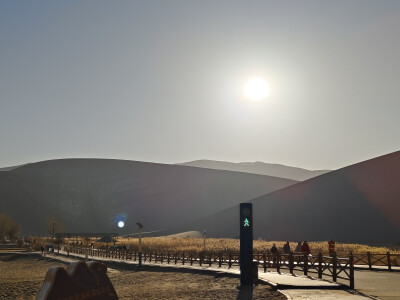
[1,0,399,170]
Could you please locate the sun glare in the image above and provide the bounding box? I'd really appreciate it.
[244,77,270,101]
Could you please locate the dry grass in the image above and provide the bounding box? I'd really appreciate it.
[31,236,400,256]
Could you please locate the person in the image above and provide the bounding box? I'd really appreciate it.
[295,242,302,253]
[283,241,291,254]
[301,241,311,255]
[270,244,278,254]
[270,244,278,266]
[328,240,335,257]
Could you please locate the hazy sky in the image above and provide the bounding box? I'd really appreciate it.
[1,1,399,170]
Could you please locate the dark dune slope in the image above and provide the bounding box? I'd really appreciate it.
[174,151,400,245]
[0,159,297,235]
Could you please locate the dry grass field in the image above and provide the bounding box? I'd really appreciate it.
[32,236,400,256]
[0,254,285,300]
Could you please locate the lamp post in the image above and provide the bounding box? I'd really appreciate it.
[52,221,56,253]
[136,223,143,267]
[52,221,56,241]
[202,230,206,253]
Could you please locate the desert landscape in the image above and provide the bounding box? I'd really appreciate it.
[1,1,400,299]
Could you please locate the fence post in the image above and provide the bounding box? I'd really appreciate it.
[182,252,185,265]
[290,251,294,275]
[190,253,193,266]
[263,253,267,273]
[200,253,203,267]
[276,252,280,273]
[167,252,170,264]
[175,252,179,264]
[267,251,271,268]
[332,253,337,282]
[367,252,372,270]
[228,252,232,268]
[349,252,355,289]
[387,252,392,271]
[219,253,222,267]
[304,254,308,276]
[318,252,323,279]
[209,253,212,267]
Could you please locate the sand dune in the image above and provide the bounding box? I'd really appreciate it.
[172,151,400,245]
[0,159,296,235]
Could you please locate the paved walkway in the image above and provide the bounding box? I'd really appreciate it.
[44,251,373,299]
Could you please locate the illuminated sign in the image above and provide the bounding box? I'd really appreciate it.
[240,203,253,286]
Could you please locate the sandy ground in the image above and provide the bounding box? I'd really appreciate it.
[0,254,285,299]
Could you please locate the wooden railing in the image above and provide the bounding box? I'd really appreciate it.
[352,252,400,271]
[67,246,355,288]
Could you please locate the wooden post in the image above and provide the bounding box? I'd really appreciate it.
[367,252,372,270]
[290,252,294,275]
[304,254,308,276]
[349,252,355,289]
[332,253,337,282]
[209,253,212,267]
[190,253,193,266]
[387,252,392,271]
[318,252,323,279]
[182,252,185,265]
[263,253,267,273]
[161,252,164,264]
[228,252,232,269]
[167,252,170,264]
[219,253,222,267]
[276,253,280,273]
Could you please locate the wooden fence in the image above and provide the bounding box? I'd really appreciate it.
[68,246,355,288]
[352,252,400,271]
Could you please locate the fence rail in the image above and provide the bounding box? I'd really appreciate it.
[67,246,355,288]
[352,252,400,271]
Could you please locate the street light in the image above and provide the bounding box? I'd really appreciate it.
[52,221,56,240]
[136,223,143,267]
[203,230,206,253]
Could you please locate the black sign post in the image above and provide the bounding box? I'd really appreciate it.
[240,203,253,285]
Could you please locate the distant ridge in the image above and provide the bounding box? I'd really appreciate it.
[172,151,400,245]
[178,160,330,181]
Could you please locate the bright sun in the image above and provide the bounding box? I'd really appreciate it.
[244,77,270,101]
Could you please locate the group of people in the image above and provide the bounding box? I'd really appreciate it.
[270,241,311,255]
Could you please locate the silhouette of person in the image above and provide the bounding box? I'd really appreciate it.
[301,241,311,255]
[270,244,278,266]
[283,241,291,254]
[295,242,302,253]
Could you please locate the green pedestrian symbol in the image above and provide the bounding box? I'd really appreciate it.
[243,218,250,227]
